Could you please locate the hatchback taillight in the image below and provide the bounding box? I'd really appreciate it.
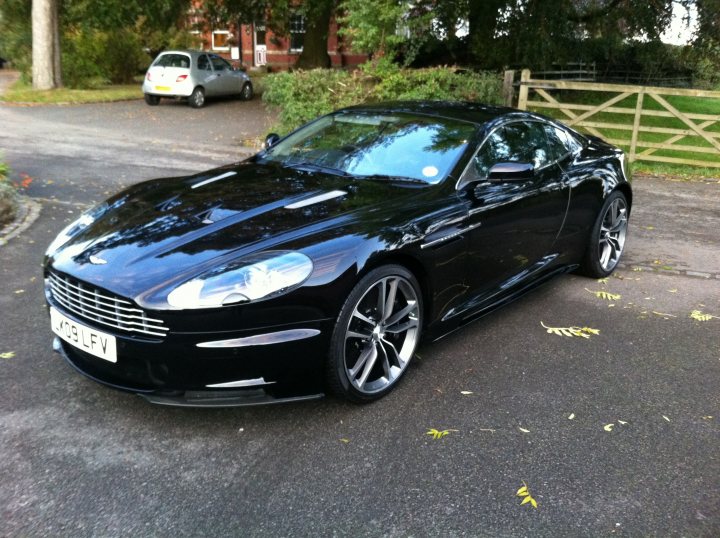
[176,75,188,82]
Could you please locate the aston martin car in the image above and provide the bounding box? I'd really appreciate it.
[44,102,631,407]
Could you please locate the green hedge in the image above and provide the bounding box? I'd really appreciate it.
[262,62,503,133]
[0,160,17,228]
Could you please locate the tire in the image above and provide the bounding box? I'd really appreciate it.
[326,265,423,403]
[240,82,253,101]
[578,190,629,278]
[188,87,205,108]
[144,93,160,106]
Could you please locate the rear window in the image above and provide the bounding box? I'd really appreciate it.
[153,54,191,69]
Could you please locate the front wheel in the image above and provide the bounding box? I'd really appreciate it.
[188,87,205,108]
[240,82,253,101]
[579,190,629,278]
[326,265,423,403]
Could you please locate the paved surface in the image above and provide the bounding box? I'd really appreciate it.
[0,99,718,537]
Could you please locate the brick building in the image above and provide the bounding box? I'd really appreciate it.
[188,7,367,70]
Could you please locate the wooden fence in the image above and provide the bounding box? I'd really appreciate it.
[507,69,720,169]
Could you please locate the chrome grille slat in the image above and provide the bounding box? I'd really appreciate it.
[48,272,169,338]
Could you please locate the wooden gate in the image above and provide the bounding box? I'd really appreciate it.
[513,69,720,169]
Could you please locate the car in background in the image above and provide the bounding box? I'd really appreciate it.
[44,102,631,407]
[142,50,253,108]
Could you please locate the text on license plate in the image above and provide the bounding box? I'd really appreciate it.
[154,85,171,92]
[50,307,117,363]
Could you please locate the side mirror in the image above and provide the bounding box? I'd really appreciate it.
[487,162,535,182]
[264,133,281,149]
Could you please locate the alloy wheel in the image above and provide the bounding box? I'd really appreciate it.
[343,275,420,394]
[598,197,628,272]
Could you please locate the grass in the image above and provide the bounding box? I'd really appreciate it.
[0,79,142,104]
[528,89,720,178]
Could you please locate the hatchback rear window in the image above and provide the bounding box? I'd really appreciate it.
[153,54,191,68]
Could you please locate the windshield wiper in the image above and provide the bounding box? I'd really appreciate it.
[282,160,351,177]
[354,173,429,185]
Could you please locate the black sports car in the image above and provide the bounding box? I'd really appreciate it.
[44,102,631,406]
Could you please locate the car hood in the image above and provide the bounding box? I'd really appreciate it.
[47,161,426,301]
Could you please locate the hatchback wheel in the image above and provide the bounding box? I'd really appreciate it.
[327,265,422,403]
[189,87,205,108]
[580,190,629,278]
[240,82,253,101]
[144,94,160,106]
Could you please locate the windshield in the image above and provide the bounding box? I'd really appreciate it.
[259,112,477,184]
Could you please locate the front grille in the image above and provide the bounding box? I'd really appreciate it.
[47,271,169,338]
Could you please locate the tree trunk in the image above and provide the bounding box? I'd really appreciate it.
[32,0,59,89]
[52,0,62,87]
[294,0,333,69]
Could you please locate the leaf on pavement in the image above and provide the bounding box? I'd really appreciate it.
[518,427,530,433]
[568,413,575,420]
[516,482,539,508]
[460,390,473,395]
[426,428,457,440]
[339,438,350,444]
[690,310,718,322]
[0,352,15,359]
[586,288,621,301]
[14,289,25,294]
[604,423,615,432]
[662,415,671,422]
[541,322,600,339]
[618,420,628,425]
[516,486,528,496]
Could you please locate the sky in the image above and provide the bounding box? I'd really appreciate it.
[661,2,698,45]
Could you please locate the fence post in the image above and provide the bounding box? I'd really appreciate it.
[502,70,515,107]
[517,69,531,110]
[629,89,645,163]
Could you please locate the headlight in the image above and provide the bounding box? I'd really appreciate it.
[45,202,108,256]
[166,251,313,309]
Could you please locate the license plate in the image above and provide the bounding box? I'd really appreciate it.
[50,307,117,363]
[154,85,171,92]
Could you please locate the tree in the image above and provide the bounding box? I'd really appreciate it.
[32,0,61,89]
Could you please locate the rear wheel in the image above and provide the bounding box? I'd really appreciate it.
[240,82,253,101]
[144,94,160,106]
[189,87,205,108]
[579,190,629,278]
[326,265,422,403]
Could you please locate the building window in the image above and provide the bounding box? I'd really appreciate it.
[289,15,306,52]
[212,30,230,51]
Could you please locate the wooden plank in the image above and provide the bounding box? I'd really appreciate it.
[635,141,720,154]
[503,70,516,107]
[526,100,720,121]
[629,90,644,163]
[635,154,720,168]
[525,78,720,99]
[566,92,633,127]
[533,88,605,138]
[517,69,531,110]
[581,121,720,137]
[638,120,718,157]
[648,93,720,152]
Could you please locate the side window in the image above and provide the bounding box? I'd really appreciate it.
[472,128,511,179]
[211,56,229,71]
[554,127,584,154]
[197,54,211,71]
[502,121,550,169]
[543,125,571,161]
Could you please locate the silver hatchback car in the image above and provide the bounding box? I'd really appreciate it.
[142,50,253,108]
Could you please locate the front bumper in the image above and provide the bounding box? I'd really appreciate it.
[49,302,334,406]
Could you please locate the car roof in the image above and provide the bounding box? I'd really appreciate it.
[339,101,524,126]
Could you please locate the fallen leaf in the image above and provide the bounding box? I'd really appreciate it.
[530,497,538,508]
[339,438,350,443]
[518,427,530,433]
[618,420,628,425]
[667,289,677,293]
[0,352,15,359]
[460,390,473,395]
[662,415,670,422]
[568,413,575,420]
[701,416,713,420]
[586,288,621,301]
[604,423,615,432]
[521,495,533,505]
[690,310,718,322]
[597,278,609,284]
[14,289,25,294]
[426,428,457,440]
[517,486,528,496]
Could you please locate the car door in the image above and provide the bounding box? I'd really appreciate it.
[209,55,235,95]
[195,54,221,96]
[458,120,570,307]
